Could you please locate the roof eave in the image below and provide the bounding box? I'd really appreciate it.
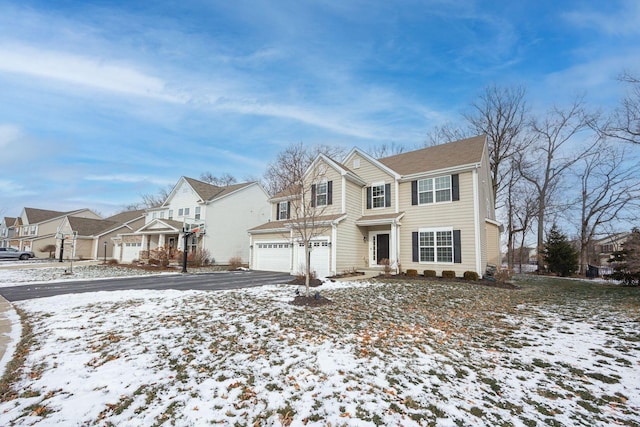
[399,162,481,182]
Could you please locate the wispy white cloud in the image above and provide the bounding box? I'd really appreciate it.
[84,174,175,186]
[0,43,187,103]
[563,0,640,36]
[0,179,37,197]
[0,124,22,148]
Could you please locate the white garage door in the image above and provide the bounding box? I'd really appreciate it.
[254,242,291,273]
[294,239,330,278]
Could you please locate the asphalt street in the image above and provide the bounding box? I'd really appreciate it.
[0,270,292,301]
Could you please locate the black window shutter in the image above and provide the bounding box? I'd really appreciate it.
[452,174,459,201]
[276,204,280,220]
[286,201,290,219]
[385,183,391,207]
[412,232,419,262]
[453,229,461,263]
[311,184,316,207]
[411,181,418,205]
[327,181,333,205]
[366,187,372,209]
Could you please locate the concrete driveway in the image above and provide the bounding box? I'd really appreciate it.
[0,270,293,302]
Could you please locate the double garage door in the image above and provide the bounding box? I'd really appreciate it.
[254,238,330,278]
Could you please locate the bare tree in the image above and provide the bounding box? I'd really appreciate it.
[263,143,345,196]
[504,159,538,271]
[464,84,529,206]
[518,97,598,269]
[424,123,468,146]
[267,144,336,295]
[368,142,407,158]
[573,142,640,274]
[140,184,173,208]
[200,172,237,186]
[604,72,640,144]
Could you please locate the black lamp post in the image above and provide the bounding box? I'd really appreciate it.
[59,236,64,262]
[182,228,193,273]
[103,241,107,264]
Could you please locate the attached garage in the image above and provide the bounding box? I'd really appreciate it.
[254,241,291,273]
[294,238,331,278]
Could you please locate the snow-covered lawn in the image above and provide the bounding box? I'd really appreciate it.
[0,276,638,426]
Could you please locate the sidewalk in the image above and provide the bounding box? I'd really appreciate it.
[0,295,19,376]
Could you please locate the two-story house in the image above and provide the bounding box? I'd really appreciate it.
[12,207,102,258]
[1,217,18,248]
[115,177,271,264]
[249,135,501,278]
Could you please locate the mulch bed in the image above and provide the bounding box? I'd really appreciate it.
[377,274,520,289]
[288,277,323,287]
[289,295,332,307]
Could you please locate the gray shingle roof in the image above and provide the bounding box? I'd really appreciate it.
[183,177,254,202]
[68,217,120,236]
[378,135,486,176]
[104,210,145,224]
[23,208,70,224]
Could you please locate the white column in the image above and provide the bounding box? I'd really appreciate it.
[390,222,398,273]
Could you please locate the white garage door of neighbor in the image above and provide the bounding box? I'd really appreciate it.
[295,239,330,278]
[255,242,291,273]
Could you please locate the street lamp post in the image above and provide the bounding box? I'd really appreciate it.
[103,241,107,264]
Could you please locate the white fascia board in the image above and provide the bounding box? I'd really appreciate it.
[399,163,481,182]
[249,227,289,235]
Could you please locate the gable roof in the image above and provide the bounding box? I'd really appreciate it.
[68,217,120,236]
[378,135,486,176]
[182,177,255,203]
[305,154,367,186]
[3,217,16,227]
[23,207,69,224]
[104,210,145,224]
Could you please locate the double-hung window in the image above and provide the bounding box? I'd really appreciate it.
[278,202,289,220]
[418,176,451,204]
[194,207,201,220]
[418,228,453,263]
[315,182,328,207]
[371,183,385,208]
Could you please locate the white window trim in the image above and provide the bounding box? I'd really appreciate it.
[417,175,452,205]
[278,201,289,220]
[371,181,386,209]
[418,227,454,264]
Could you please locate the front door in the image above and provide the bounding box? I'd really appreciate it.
[376,233,390,264]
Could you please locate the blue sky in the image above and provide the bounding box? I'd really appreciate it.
[1,0,639,217]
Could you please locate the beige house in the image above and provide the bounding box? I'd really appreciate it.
[115,177,270,264]
[55,210,146,260]
[11,207,102,258]
[249,135,501,278]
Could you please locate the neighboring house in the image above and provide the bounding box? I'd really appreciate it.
[590,232,631,267]
[12,207,102,258]
[249,135,501,278]
[115,177,270,264]
[0,217,18,248]
[55,210,146,260]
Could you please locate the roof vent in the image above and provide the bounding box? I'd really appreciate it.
[353,158,360,169]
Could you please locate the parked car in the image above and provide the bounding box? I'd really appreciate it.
[0,247,36,260]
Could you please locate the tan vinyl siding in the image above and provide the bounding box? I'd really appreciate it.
[398,170,478,276]
[304,161,343,216]
[486,221,501,267]
[74,238,93,260]
[31,236,57,258]
[343,153,396,216]
[335,180,366,272]
[38,219,64,236]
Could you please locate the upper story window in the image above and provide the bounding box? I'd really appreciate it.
[315,182,328,207]
[412,175,458,205]
[184,207,190,216]
[168,209,173,219]
[160,211,165,219]
[195,206,201,220]
[371,183,385,208]
[152,212,157,219]
[178,208,184,216]
[278,201,289,220]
